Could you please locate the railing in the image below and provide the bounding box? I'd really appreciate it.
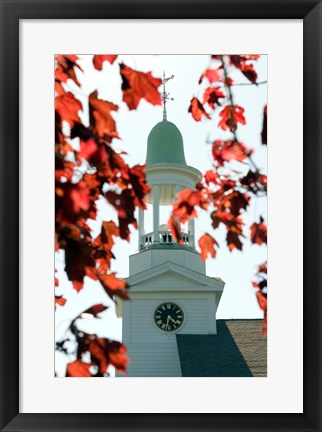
[140,230,193,248]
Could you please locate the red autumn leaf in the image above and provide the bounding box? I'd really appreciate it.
[119,63,162,110]
[204,170,219,186]
[261,104,267,145]
[199,234,219,260]
[55,181,91,224]
[94,220,119,252]
[81,304,108,317]
[88,338,130,374]
[229,55,259,84]
[188,97,211,121]
[108,342,130,374]
[105,190,138,240]
[63,237,96,292]
[211,211,244,251]
[257,262,267,275]
[98,273,129,300]
[240,169,267,193]
[199,68,222,84]
[203,87,225,109]
[211,210,243,232]
[261,315,267,337]
[218,105,246,132]
[226,231,243,251]
[256,290,267,311]
[79,138,99,161]
[250,217,267,245]
[89,91,119,140]
[55,295,67,308]
[66,360,93,377]
[55,55,83,87]
[55,155,75,182]
[93,55,118,70]
[173,188,209,224]
[212,187,249,217]
[224,77,234,87]
[128,164,151,209]
[240,63,257,84]
[212,140,251,166]
[55,92,82,127]
[167,216,183,245]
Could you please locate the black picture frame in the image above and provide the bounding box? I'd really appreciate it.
[0,1,321,431]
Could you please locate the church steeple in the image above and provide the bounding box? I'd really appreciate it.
[138,95,202,253]
[117,89,225,378]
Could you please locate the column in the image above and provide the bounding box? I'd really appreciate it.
[138,208,144,249]
[188,218,195,247]
[153,185,159,243]
[174,185,181,229]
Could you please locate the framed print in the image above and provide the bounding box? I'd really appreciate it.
[0,0,321,431]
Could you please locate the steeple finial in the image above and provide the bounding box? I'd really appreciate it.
[161,71,174,121]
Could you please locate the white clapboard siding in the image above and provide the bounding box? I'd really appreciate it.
[127,299,210,344]
[125,343,182,377]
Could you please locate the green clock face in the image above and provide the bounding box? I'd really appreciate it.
[154,302,184,332]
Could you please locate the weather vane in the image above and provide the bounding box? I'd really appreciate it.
[161,71,174,121]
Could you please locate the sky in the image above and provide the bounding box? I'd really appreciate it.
[55,54,267,376]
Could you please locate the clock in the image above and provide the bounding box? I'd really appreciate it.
[154,302,184,332]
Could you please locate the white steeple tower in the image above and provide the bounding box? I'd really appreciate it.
[117,80,225,377]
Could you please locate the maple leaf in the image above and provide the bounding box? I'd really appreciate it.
[55,92,83,127]
[55,181,91,224]
[79,138,99,162]
[250,217,267,245]
[105,190,137,240]
[199,68,222,84]
[64,237,96,291]
[55,155,75,182]
[211,210,244,251]
[66,360,93,377]
[167,216,183,245]
[240,63,257,84]
[119,63,162,110]
[108,342,130,374]
[128,164,151,209]
[252,260,267,335]
[81,304,108,317]
[224,77,234,87]
[199,234,219,260]
[256,291,267,336]
[212,140,251,166]
[229,55,259,84]
[98,273,129,300]
[240,169,267,193]
[94,221,119,252]
[203,87,225,109]
[88,338,130,374]
[261,105,267,145]
[204,170,219,186]
[226,231,243,251]
[89,91,119,140]
[93,55,118,70]
[218,105,246,132]
[55,55,83,87]
[55,296,67,308]
[172,188,209,224]
[188,97,211,121]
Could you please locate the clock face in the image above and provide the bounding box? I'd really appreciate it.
[154,302,184,332]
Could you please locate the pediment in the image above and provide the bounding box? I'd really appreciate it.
[126,261,224,293]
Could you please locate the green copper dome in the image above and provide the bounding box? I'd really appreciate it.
[146,120,187,165]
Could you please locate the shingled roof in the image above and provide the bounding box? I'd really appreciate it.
[176,319,267,377]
